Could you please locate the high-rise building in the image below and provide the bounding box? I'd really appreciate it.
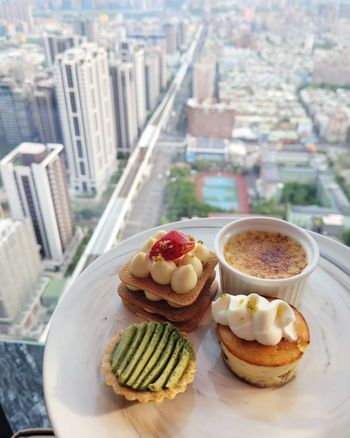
[144,50,160,111]
[193,61,216,102]
[0,0,33,31]
[110,61,138,153]
[178,19,189,50]
[150,45,168,90]
[1,142,75,264]
[32,72,63,144]
[120,41,147,130]
[71,17,96,42]
[55,44,117,196]
[0,218,41,324]
[0,77,38,147]
[164,22,178,55]
[43,32,84,67]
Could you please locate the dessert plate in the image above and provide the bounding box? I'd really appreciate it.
[43,217,350,438]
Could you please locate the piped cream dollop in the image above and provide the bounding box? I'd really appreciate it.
[171,265,198,294]
[177,253,203,277]
[151,259,177,285]
[130,252,152,278]
[126,284,140,291]
[144,291,162,301]
[212,293,298,346]
[141,237,157,254]
[153,230,167,239]
[193,242,210,264]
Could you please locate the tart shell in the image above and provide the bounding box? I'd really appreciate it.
[101,329,197,403]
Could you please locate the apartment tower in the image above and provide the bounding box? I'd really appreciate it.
[164,22,178,55]
[43,32,84,67]
[110,61,138,153]
[119,41,147,130]
[0,77,37,147]
[55,44,117,195]
[0,142,75,264]
[193,61,216,102]
[32,72,63,144]
[144,50,160,111]
[0,218,41,323]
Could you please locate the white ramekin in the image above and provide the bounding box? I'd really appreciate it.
[215,217,320,307]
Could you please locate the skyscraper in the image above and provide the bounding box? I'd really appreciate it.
[71,17,96,42]
[150,45,168,90]
[0,77,38,147]
[110,61,138,153]
[178,19,189,50]
[120,41,147,130]
[144,49,160,111]
[0,218,41,324]
[55,43,117,196]
[43,32,84,67]
[32,72,63,144]
[1,142,75,264]
[193,61,216,102]
[164,22,178,55]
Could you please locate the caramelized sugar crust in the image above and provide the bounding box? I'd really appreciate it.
[224,231,308,279]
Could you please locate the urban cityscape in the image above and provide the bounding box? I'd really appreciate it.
[0,0,350,430]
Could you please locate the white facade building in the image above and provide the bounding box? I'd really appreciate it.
[1,142,75,264]
[144,50,160,111]
[164,22,178,55]
[110,61,138,153]
[0,218,41,323]
[151,46,168,91]
[193,61,215,102]
[43,32,84,68]
[55,44,117,196]
[120,41,147,130]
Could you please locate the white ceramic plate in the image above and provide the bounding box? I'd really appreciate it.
[43,218,350,438]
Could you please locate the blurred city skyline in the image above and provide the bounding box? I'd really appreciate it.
[0,0,350,341]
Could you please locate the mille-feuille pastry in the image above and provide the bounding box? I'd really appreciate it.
[212,293,310,388]
[118,230,218,330]
[119,275,218,332]
[101,321,196,403]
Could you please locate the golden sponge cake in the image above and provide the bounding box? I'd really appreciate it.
[216,301,310,388]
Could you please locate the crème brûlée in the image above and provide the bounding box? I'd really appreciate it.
[224,231,308,279]
[212,294,310,388]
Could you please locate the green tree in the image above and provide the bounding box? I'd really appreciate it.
[251,199,285,218]
[165,169,223,221]
[281,183,318,206]
[342,229,350,247]
[191,159,212,172]
[170,166,191,179]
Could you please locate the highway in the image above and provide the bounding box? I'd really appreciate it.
[71,24,204,279]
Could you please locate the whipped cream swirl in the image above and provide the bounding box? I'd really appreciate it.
[212,293,298,346]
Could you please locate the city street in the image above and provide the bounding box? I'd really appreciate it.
[121,144,182,239]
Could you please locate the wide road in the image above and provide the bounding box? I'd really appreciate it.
[121,144,180,239]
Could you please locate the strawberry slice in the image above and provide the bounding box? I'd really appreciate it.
[149,230,195,261]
